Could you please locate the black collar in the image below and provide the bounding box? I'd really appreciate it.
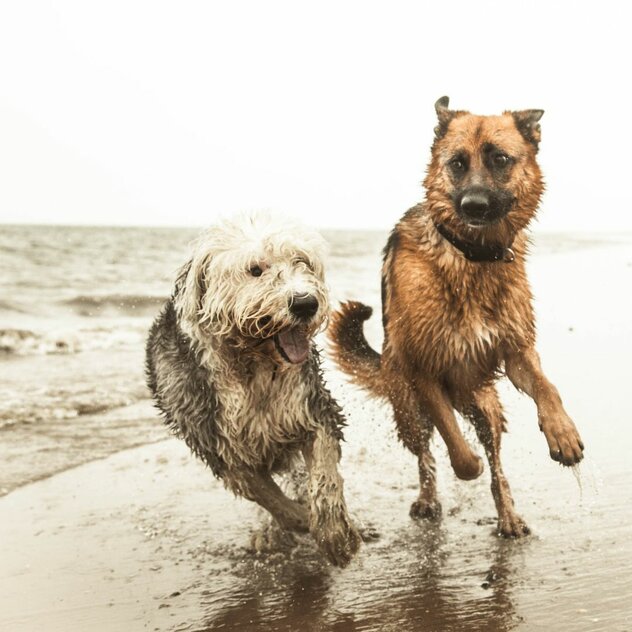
[434,223,515,263]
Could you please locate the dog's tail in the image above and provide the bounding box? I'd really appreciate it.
[328,301,387,399]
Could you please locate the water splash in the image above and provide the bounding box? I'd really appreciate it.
[570,464,583,500]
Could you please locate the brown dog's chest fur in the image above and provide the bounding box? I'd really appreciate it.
[382,207,535,398]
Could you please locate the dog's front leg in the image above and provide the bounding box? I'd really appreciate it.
[412,373,484,480]
[236,468,310,532]
[504,347,584,465]
[302,426,361,567]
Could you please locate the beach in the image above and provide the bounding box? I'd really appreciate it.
[1,227,631,631]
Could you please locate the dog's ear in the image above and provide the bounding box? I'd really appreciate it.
[434,96,456,139]
[174,255,212,328]
[174,260,194,297]
[512,109,544,149]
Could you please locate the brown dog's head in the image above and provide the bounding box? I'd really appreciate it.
[424,96,545,241]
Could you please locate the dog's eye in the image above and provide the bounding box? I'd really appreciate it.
[249,265,263,277]
[449,158,467,173]
[493,153,510,168]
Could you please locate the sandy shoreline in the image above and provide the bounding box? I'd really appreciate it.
[1,439,253,631]
[2,241,632,632]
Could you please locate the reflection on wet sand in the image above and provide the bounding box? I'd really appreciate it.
[199,565,334,632]
[196,523,522,632]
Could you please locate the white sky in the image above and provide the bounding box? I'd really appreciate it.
[0,0,630,231]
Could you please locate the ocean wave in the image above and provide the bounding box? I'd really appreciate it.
[0,383,150,429]
[60,294,167,317]
[0,299,30,314]
[0,329,77,356]
[0,326,146,357]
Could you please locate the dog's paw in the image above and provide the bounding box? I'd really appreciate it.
[250,522,298,554]
[497,512,531,538]
[540,414,584,466]
[409,499,442,521]
[358,524,381,542]
[450,451,484,481]
[321,523,362,568]
[312,515,361,568]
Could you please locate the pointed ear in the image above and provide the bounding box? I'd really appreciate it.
[512,109,544,149]
[434,96,456,139]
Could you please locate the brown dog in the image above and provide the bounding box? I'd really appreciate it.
[329,97,584,536]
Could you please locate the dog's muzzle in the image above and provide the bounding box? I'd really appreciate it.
[270,294,319,364]
[456,187,513,226]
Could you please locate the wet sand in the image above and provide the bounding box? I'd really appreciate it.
[2,240,632,632]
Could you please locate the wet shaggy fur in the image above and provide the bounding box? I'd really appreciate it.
[330,97,585,537]
[146,212,360,566]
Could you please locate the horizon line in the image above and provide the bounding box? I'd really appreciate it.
[1,220,631,236]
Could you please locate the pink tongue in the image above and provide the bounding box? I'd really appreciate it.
[277,328,310,364]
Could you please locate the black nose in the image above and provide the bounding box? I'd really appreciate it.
[289,294,319,320]
[460,190,490,219]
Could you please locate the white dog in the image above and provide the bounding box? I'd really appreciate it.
[146,212,361,567]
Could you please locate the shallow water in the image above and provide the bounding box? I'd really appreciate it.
[1,226,632,631]
[0,225,382,493]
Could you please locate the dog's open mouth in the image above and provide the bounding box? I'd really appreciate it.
[274,326,310,364]
[463,215,503,229]
[465,219,489,229]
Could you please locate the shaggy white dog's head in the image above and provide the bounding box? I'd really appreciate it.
[175,211,329,365]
